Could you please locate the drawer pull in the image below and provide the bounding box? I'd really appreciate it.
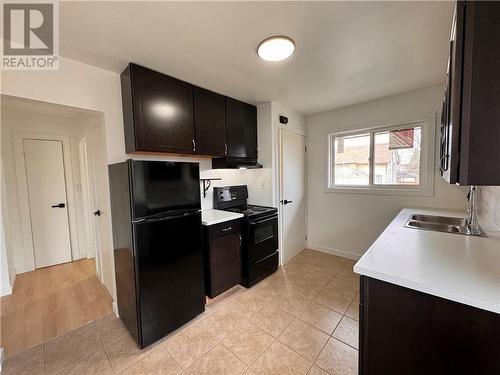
[222,227,232,232]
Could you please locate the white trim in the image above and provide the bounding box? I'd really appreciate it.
[9,269,16,293]
[78,138,96,260]
[0,285,12,297]
[308,243,361,261]
[13,131,81,272]
[277,127,307,266]
[112,301,119,317]
[325,115,436,197]
[277,127,284,266]
[0,262,16,298]
[0,347,5,372]
[277,123,306,136]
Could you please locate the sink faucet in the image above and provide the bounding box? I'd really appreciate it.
[466,186,483,236]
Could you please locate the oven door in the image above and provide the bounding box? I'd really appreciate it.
[248,214,278,262]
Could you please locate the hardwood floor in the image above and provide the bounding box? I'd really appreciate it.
[0,258,113,358]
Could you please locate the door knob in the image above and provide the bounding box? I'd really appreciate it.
[280,200,293,205]
[93,210,101,216]
[51,203,66,208]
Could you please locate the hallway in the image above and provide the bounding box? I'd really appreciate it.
[0,259,113,358]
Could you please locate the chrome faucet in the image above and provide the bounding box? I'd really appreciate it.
[466,186,484,236]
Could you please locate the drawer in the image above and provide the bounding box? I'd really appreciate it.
[246,251,278,287]
[208,219,241,240]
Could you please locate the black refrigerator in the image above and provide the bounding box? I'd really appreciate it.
[109,159,205,348]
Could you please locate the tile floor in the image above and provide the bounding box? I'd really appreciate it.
[2,249,359,375]
[0,259,113,358]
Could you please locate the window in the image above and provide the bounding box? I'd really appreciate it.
[328,120,433,196]
[333,133,370,186]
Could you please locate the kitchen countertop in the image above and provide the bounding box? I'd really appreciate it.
[354,207,500,314]
[201,209,243,226]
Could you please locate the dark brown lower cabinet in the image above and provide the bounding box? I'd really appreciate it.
[359,276,500,375]
[203,220,241,298]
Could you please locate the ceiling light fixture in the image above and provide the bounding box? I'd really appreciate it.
[257,36,295,62]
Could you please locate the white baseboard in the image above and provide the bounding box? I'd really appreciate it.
[0,347,5,371]
[112,301,119,318]
[10,271,16,291]
[308,243,361,261]
[0,285,12,297]
[0,268,16,297]
[14,265,33,274]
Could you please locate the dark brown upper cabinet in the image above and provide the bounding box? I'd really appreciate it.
[121,64,195,154]
[225,97,258,159]
[440,1,500,185]
[193,87,226,156]
[121,64,259,164]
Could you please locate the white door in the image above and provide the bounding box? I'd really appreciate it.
[24,139,72,268]
[86,124,108,283]
[280,129,306,264]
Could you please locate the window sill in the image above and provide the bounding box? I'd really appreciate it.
[324,186,433,197]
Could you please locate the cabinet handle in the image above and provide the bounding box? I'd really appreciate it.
[239,234,242,247]
[192,139,196,152]
[222,226,232,232]
[224,143,228,155]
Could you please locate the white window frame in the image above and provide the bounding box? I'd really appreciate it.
[326,119,435,196]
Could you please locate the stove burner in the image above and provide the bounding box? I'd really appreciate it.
[213,186,277,219]
[226,205,277,218]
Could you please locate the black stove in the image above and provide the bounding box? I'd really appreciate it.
[224,204,277,219]
[214,185,279,287]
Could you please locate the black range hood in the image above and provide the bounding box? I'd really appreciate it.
[211,156,263,169]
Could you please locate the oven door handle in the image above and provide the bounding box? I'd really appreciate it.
[249,215,277,226]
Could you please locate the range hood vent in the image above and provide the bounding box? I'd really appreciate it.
[211,157,263,169]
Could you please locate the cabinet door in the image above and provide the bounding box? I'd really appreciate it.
[443,3,464,184]
[225,97,257,159]
[360,276,500,374]
[194,87,226,156]
[210,232,241,296]
[130,64,195,154]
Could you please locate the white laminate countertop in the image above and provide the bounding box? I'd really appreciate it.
[201,209,243,226]
[354,207,500,314]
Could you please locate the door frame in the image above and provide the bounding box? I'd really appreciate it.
[78,131,104,282]
[78,137,96,260]
[276,125,307,266]
[13,132,79,272]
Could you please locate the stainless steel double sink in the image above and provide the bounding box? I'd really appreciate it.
[404,214,487,237]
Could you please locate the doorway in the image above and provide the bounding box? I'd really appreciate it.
[23,138,73,268]
[1,95,113,359]
[279,127,307,264]
[78,123,107,283]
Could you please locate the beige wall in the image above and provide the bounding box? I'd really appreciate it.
[306,85,468,259]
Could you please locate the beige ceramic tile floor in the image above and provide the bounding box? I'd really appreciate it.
[2,249,359,375]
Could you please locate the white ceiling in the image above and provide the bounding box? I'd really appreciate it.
[59,1,453,115]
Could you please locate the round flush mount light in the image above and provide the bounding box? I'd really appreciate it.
[257,36,295,62]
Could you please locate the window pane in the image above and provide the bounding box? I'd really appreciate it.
[374,126,421,185]
[334,133,370,186]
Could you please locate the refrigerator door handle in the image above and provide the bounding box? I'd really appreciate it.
[133,211,200,224]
